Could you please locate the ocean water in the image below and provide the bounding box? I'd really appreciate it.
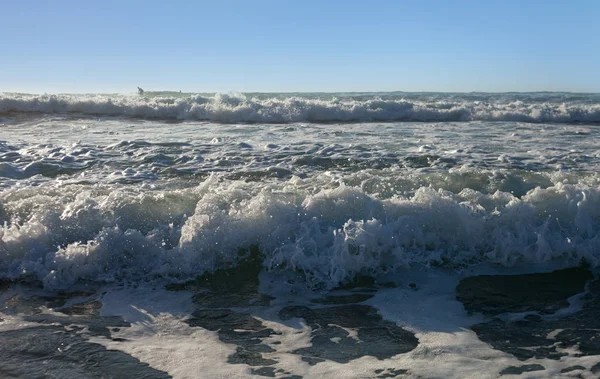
[1,91,600,378]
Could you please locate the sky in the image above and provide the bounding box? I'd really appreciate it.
[1,0,599,94]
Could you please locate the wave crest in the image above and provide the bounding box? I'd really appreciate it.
[1,174,599,289]
[2,93,600,124]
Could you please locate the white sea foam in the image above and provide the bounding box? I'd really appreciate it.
[1,92,600,123]
[1,172,599,290]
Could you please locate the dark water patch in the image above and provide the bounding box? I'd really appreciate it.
[166,246,263,292]
[190,288,273,308]
[499,364,545,375]
[1,286,96,317]
[471,317,566,361]
[375,368,410,378]
[229,346,278,366]
[560,365,586,373]
[0,284,169,378]
[171,248,418,372]
[0,326,171,379]
[187,309,279,366]
[458,268,600,367]
[251,367,277,377]
[328,274,398,293]
[456,267,592,316]
[334,274,376,290]
[167,246,273,308]
[0,279,14,293]
[0,283,127,339]
[278,304,418,365]
[311,293,374,305]
[6,293,129,341]
[174,247,279,368]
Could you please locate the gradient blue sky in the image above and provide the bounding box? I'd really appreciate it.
[2,0,599,93]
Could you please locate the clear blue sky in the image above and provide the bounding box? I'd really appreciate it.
[1,0,599,93]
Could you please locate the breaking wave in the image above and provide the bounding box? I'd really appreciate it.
[2,92,600,124]
[1,174,599,290]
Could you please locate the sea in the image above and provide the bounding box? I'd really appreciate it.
[1,91,600,378]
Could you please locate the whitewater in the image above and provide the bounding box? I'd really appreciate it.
[1,91,600,378]
[2,91,600,123]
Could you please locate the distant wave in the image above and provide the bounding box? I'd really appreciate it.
[1,92,600,124]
